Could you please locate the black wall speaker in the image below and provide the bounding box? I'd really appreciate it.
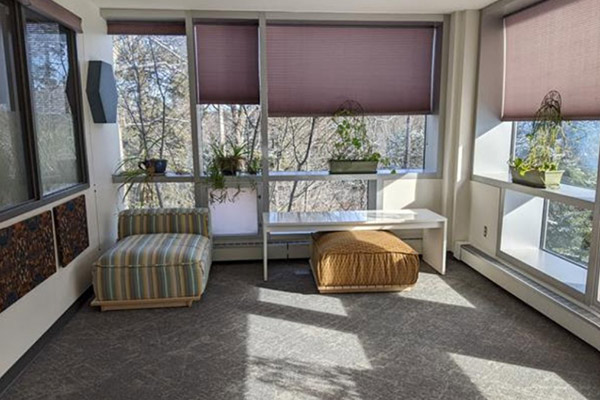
[86,61,117,124]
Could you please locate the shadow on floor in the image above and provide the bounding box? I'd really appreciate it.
[2,258,600,400]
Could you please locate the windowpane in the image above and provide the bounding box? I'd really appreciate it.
[270,181,368,212]
[25,13,83,194]
[113,35,192,174]
[0,2,32,210]
[269,115,426,172]
[543,201,592,267]
[199,104,261,172]
[514,121,600,190]
[124,182,194,209]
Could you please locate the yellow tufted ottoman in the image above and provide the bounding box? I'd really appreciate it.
[311,230,419,293]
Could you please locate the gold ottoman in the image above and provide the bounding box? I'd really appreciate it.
[311,230,419,293]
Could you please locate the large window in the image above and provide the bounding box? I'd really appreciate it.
[0,0,86,220]
[514,121,600,190]
[270,180,368,212]
[25,11,84,195]
[0,0,32,211]
[113,33,192,208]
[269,115,425,173]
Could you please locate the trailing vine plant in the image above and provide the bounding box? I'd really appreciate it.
[509,90,567,176]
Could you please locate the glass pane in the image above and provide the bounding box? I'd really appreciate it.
[199,104,261,173]
[0,3,31,210]
[268,115,426,172]
[25,14,82,194]
[124,182,194,209]
[113,35,192,174]
[543,201,592,267]
[515,121,600,189]
[270,180,368,212]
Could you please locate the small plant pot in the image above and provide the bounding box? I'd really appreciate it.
[138,159,168,174]
[329,160,378,174]
[510,167,564,189]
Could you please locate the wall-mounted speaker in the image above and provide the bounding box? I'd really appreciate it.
[86,61,118,124]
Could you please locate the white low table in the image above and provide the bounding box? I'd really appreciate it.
[262,209,447,281]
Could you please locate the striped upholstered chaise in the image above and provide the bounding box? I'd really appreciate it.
[91,208,212,311]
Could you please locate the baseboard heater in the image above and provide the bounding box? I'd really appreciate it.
[460,244,600,351]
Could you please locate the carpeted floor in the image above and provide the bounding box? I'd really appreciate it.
[2,258,600,400]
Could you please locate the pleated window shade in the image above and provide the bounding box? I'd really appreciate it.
[503,0,600,120]
[266,25,436,116]
[194,23,259,105]
[107,21,186,36]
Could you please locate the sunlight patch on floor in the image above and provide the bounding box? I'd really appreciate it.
[398,275,476,308]
[257,287,348,316]
[245,314,371,399]
[449,353,586,400]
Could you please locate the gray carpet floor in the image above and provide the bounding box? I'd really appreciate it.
[2,258,600,400]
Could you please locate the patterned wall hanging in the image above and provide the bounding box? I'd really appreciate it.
[0,211,56,313]
[53,195,89,267]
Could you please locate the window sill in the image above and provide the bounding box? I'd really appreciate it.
[473,172,595,210]
[112,172,195,184]
[268,169,437,181]
[500,246,587,295]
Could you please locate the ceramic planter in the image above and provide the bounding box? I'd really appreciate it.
[329,160,378,174]
[510,167,564,189]
[138,159,168,174]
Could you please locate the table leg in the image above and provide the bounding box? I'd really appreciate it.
[422,222,447,275]
[263,228,268,281]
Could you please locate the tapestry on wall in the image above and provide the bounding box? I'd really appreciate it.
[53,195,89,267]
[0,211,56,313]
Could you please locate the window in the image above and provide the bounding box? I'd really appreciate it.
[0,0,86,220]
[270,181,368,212]
[25,10,84,195]
[514,121,600,190]
[543,200,592,267]
[500,190,589,294]
[113,34,192,208]
[0,0,32,211]
[124,182,194,209]
[269,115,426,172]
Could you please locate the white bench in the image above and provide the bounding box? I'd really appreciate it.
[262,209,447,281]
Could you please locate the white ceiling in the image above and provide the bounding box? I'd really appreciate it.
[91,0,498,14]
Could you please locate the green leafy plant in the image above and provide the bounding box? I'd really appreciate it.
[330,101,387,165]
[207,141,259,203]
[116,155,159,207]
[509,90,566,176]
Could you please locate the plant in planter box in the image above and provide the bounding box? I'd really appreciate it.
[329,100,384,174]
[509,90,567,189]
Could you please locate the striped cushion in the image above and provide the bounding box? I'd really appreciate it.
[93,233,211,302]
[118,208,210,240]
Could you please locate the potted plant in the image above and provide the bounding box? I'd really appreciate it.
[509,90,567,189]
[207,141,260,203]
[329,101,382,174]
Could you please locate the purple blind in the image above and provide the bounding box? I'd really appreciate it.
[195,23,259,105]
[504,0,600,120]
[107,21,185,36]
[266,25,436,116]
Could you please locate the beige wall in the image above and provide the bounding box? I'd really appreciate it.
[0,0,120,378]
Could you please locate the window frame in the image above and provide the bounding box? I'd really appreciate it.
[110,12,447,238]
[0,0,88,223]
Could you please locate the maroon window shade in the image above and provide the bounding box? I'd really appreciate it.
[503,0,600,120]
[266,25,436,116]
[194,23,259,105]
[16,0,82,33]
[106,21,186,36]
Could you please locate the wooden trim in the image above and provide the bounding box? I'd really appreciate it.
[107,21,186,35]
[90,296,201,311]
[16,0,82,33]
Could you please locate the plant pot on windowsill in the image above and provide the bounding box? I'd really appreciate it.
[509,167,564,189]
[329,159,378,174]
